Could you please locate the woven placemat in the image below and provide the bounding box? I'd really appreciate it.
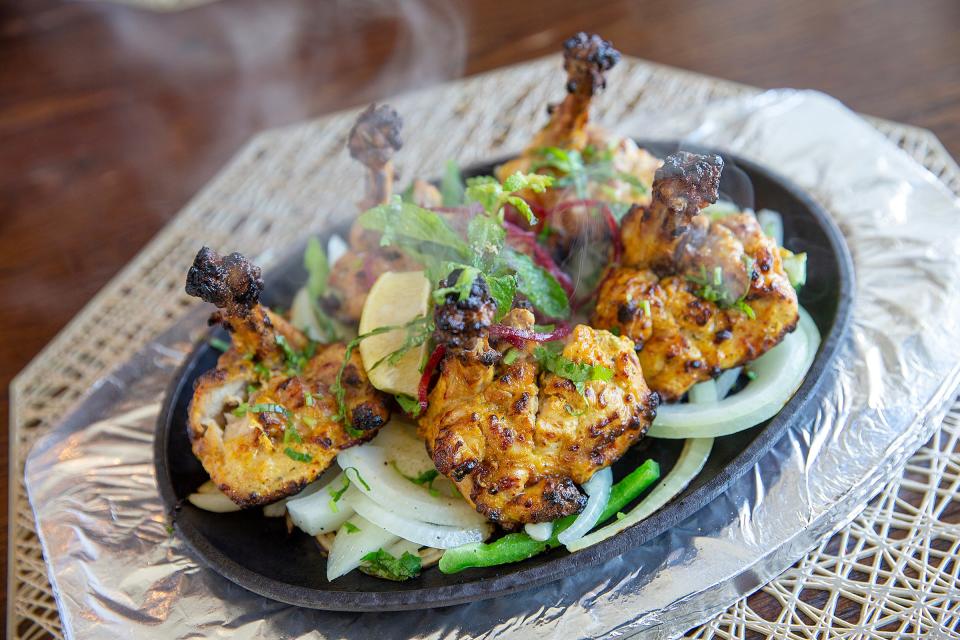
[9,56,960,639]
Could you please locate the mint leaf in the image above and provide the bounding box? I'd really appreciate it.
[358,197,470,265]
[466,214,505,270]
[441,160,465,206]
[503,248,570,319]
[304,237,330,298]
[485,274,516,321]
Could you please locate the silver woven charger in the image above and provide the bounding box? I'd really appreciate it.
[12,56,960,639]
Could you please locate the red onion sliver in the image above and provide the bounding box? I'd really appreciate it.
[488,323,571,349]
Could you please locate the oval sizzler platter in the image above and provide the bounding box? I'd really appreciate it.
[155,141,854,611]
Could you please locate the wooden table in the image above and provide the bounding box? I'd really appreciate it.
[2,0,958,630]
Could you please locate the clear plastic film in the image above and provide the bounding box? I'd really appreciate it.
[25,91,960,639]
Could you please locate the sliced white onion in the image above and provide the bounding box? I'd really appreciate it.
[194,480,220,494]
[524,522,553,542]
[387,539,422,559]
[648,307,820,439]
[337,445,486,527]
[557,467,613,546]
[326,515,398,581]
[349,489,490,549]
[757,209,784,246]
[370,420,434,476]
[715,366,743,400]
[327,233,349,266]
[287,472,356,535]
[187,489,241,513]
[687,379,719,404]
[566,437,714,552]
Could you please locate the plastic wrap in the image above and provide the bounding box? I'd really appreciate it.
[25,90,960,639]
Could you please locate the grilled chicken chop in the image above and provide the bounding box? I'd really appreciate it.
[185,247,390,506]
[327,104,424,321]
[592,152,800,401]
[496,32,660,259]
[419,274,658,526]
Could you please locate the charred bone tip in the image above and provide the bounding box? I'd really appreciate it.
[347,103,403,170]
[562,32,621,96]
[185,246,264,316]
[653,151,724,216]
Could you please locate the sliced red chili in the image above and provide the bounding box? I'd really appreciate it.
[418,344,447,412]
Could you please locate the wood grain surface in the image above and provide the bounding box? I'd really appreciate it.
[1,0,958,629]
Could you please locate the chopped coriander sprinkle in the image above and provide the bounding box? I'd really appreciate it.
[502,348,521,365]
[746,369,758,381]
[534,343,615,395]
[284,448,312,463]
[392,462,440,494]
[343,521,361,534]
[231,402,289,418]
[395,394,422,417]
[304,392,315,407]
[642,300,652,317]
[344,466,371,491]
[615,511,626,520]
[283,424,303,444]
[209,337,231,352]
[328,475,351,512]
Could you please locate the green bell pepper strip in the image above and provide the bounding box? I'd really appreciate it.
[438,459,660,574]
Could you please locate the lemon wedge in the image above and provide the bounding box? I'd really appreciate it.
[358,271,432,397]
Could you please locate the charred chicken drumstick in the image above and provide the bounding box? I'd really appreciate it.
[326,104,429,322]
[592,152,800,401]
[186,247,390,506]
[497,33,660,259]
[419,273,658,527]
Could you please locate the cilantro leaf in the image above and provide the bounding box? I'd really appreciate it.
[343,521,361,534]
[304,237,330,298]
[534,344,614,394]
[359,197,469,264]
[360,549,422,581]
[284,448,312,463]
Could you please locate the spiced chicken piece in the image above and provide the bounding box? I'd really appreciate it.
[418,274,657,526]
[592,152,800,401]
[185,247,390,506]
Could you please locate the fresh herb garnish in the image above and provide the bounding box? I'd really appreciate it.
[209,337,231,352]
[686,265,756,318]
[502,348,521,366]
[358,171,570,320]
[231,402,289,417]
[369,315,434,371]
[333,317,431,432]
[343,466,371,491]
[360,549,422,581]
[533,343,614,394]
[284,448,312,463]
[465,172,553,225]
[343,521,361,534]
[304,237,329,299]
[282,423,302,444]
[392,462,440,495]
[531,145,648,199]
[328,475,351,512]
[275,334,315,376]
[395,394,422,417]
[441,160,465,206]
